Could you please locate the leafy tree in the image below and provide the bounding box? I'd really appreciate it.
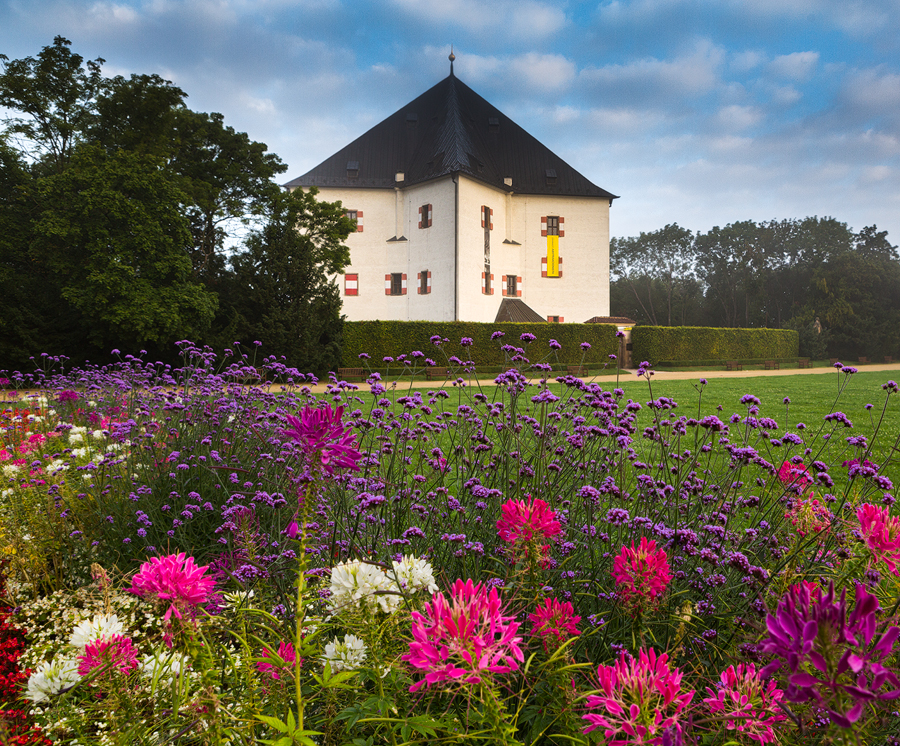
[91,73,287,278]
[0,38,288,364]
[0,36,104,174]
[610,224,697,326]
[33,145,217,353]
[218,188,355,374]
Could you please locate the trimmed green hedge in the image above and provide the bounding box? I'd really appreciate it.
[340,321,619,368]
[632,326,799,366]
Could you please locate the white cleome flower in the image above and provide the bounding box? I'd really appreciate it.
[390,555,439,595]
[222,590,255,608]
[329,559,401,614]
[26,657,80,703]
[69,613,124,649]
[140,651,188,685]
[323,634,367,672]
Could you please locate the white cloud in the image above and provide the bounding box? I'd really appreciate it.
[508,53,576,92]
[716,104,762,130]
[388,0,566,40]
[579,39,725,105]
[767,51,819,81]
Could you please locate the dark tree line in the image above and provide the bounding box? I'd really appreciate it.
[1,37,354,374]
[610,218,900,360]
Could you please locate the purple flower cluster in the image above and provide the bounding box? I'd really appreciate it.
[761,581,900,728]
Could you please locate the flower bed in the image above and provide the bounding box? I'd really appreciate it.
[0,340,899,744]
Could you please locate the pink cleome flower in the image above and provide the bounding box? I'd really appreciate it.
[612,537,671,615]
[280,404,362,474]
[784,496,831,537]
[529,597,581,648]
[403,579,524,692]
[257,641,298,681]
[78,634,139,677]
[703,663,786,744]
[496,497,562,565]
[583,647,694,742]
[129,552,216,621]
[857,503,900,576]
[778,460,812,491]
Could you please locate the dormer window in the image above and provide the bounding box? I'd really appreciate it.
[488,117,499,132]
[347,160,359,179]
[545,168,557,186]
[406,112,418,127]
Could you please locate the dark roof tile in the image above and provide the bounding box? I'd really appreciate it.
[285,72,617,199]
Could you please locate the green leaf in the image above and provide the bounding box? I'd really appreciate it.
[256,714,290,733]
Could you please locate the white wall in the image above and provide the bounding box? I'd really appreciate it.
[310,175,610,324]
[456,176,610,323]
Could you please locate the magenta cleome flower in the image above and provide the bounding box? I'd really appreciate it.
[130,552,216,621]
[583,648,694,742]
[612,537,672,616]
[529,597,581,649]
[778,460,812,491]
[497,497,562,567]
[280,404,362,474]
[403,579,524,692]
[497,497,562,545]
[257,641,298,681]
[856,503,900,576]
[78,634,139,677]
[703,663,786,743]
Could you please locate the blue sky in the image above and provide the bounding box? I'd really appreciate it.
[2,0,899,244]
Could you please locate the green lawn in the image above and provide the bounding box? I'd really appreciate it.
[610,369,900,488]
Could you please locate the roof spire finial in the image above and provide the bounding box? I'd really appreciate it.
[449,46,455,76]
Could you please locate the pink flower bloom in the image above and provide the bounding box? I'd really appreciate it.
[257,642,298,681]
[784,495,831,537]
[778,460,812,491]
[280,404,362,474]
[529,597,581,648]
[703,663,786,743]
[78,634,139,677]
[403,579,524,692]
[497,497,562,544]
[612,537,671,616]
[129,552,216,621]
[583,648,694,742]
[857,503,900,575]
[496,497,561,566]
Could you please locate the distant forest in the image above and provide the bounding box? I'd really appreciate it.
[609,218,900,361]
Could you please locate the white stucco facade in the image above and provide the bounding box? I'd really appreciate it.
[310,173,611,324]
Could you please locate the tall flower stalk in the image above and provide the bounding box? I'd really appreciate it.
[279,404,362,732]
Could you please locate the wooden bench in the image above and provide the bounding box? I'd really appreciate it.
[424,367,450,381]
[337,367,366,381]
[229,367,267,383]
[725,361,743,371]
[764,360,780,370]
[830,358,840,365]
[858,356,869,364]
[566,365,589,377]
[798,358,811,369]
[886,356,894,364]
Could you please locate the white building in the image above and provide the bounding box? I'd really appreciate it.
[285,57,618,324]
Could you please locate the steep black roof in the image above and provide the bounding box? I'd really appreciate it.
[285,71,617,199]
